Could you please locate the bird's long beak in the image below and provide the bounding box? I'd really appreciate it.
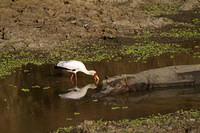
[94,75,100,84]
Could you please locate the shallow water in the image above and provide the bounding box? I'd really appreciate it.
[0,54,200,133]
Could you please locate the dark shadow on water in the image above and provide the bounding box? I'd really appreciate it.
[0,53,200,133]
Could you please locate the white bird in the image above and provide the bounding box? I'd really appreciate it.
[55,60,99,84]
[59,83,97,99]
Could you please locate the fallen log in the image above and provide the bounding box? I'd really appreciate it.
[98,64,200,97]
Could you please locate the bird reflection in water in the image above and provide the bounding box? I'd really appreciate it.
[59,83,97,100]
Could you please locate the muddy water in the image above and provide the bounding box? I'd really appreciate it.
[0,54,200,133]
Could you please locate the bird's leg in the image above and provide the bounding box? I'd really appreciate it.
[70,74,74,85]
[75,73,78,86]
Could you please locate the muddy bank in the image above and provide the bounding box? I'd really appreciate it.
[0,0,200,51]
[54,109,200,133]
[97,64,200,97]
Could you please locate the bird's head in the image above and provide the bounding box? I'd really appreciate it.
[88,70,99,85]
[94,72,99,81]
[91,71,99,85]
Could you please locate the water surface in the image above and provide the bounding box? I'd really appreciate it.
[0,54,200,133]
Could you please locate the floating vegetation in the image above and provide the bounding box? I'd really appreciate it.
[111,106,128,110]
[170,55,174,59]
[3,98,7,102]
[122,106,128,110]
[121,41,189,62]
[9,84,17,88]
[194,45,200,49]
[66,118,72,121]
[32,85,40,89]
[54,109,200,133]
[111,106,121,110]
[23,70,30,73]
[21,88,30,92]
[193,52,200,59]
[0,51,45,78]
[74,112,80,115]
[53,126,73,133]
[92,99,98,102]
[43,86,51,90]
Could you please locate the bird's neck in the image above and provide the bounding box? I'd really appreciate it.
[82,69,94,76]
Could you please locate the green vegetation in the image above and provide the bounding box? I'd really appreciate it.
[142,3,181,15]
[0,51,45,78]
[54,109,200,133]
[32,85,40,89]
[92,99,98,102]
[0,10,200,79]
[0,40,193,78]
[9,84,17,88]
[121,42,189,62]
[74,112,80,115]
[160,28,200,38]
[192,18,200,25]
[111,106,121,110]
[66,118,73,121]
[111,106,128,110]
[43,86,51,90]
[21,88,30,92]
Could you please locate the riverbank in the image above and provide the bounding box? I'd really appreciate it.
[54,109,200,133]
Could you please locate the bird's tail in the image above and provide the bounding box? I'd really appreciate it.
[54,65,70,70]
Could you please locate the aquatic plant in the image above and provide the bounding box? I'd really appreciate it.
[21,88,30,92]
[43,86,51,90]
[121,41,189,62]
[53,109,200,133]
[74,112,80,115]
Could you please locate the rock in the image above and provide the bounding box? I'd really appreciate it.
[100,64,200,96]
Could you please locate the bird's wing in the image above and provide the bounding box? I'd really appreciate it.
[57,60,86,71]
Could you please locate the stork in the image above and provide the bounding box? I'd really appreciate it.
[55,60,99,85]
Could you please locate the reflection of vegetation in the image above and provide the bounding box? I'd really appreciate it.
[54,109,200,133]
[121,42,189,62]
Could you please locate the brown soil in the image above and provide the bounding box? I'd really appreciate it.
[1,0,199,51]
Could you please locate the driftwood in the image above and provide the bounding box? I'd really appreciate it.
[97,64,200,97]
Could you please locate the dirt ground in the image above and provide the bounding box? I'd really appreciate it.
[1,0,199,51]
